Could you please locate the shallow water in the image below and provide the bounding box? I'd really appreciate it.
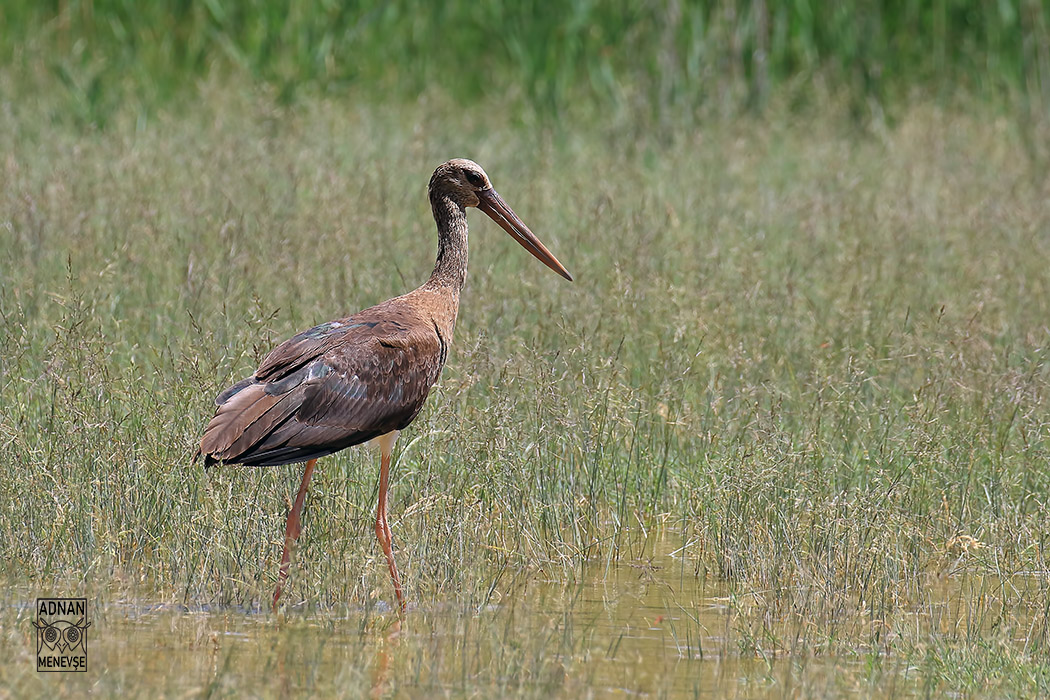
[5,537,1044,698]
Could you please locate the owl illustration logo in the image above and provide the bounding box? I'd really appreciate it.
[34,618,90,654]
[34,598,90,672]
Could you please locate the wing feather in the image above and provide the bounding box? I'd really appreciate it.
[197,303,446,467]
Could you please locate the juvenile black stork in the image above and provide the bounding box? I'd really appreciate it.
[196,159,572,614]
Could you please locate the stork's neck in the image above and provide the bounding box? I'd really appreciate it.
[425,192,468,291]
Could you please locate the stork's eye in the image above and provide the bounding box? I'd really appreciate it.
[464,171,484,187]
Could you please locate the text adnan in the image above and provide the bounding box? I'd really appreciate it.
[38,599,86,617]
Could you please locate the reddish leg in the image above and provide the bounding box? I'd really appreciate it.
[273,458,318,611]
[374,434,405,614]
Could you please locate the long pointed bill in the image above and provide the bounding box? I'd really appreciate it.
[477,188,573,281]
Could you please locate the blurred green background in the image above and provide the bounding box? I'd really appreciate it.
[4,0,1049,125]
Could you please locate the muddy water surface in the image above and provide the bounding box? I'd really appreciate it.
[5,537,1041,697]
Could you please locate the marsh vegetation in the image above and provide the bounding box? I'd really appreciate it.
[2,92,1049,696]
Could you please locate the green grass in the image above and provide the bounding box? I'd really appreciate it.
[5,1,1050,127]
[1,87,1050,696]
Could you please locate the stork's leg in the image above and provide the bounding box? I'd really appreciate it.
[374,432,405,614]
[273,458,318,611]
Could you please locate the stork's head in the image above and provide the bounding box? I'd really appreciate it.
[429,158,573,281]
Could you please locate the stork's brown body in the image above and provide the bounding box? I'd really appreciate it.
[196,159,571,614]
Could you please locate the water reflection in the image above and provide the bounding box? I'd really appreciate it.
[370,618,399,698]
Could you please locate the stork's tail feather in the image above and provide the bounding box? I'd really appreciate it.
[198,377,300,466]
